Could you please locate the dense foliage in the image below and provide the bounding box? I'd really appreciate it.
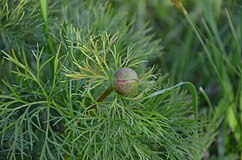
[0,0,203,159]
[0,0,241,159]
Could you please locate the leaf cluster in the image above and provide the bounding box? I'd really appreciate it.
[0,1,202,159]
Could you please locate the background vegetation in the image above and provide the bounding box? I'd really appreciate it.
[0,0,241,159]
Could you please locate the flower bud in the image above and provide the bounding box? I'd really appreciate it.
[114,68,139,96]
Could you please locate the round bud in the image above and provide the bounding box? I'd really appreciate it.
[114,68,139,96]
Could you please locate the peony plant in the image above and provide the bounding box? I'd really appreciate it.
[0,1,203,160]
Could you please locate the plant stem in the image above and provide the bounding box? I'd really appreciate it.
[88,85,113,110]
[40,0,54,54]
[96,85,114,102]
[40,0,55,77]
[182,7,221,80]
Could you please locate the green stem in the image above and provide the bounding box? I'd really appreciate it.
[96,85,114,102]
[88,85,113,110]
[182,9,221,81]
[40,0,55,77]
[40,0,53,54]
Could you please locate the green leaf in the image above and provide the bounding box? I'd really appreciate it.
[143,82,198,117]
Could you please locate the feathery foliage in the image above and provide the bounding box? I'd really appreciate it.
[0,0,203,159]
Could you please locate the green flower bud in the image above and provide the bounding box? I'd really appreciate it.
[114,68,139,96]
